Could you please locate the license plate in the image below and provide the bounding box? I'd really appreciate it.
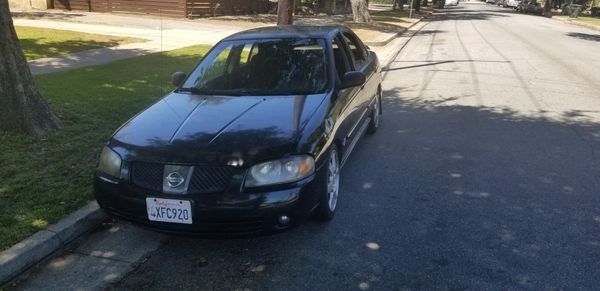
[146,197,192,224]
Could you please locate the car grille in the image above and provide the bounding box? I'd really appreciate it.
[131,162,163,192]
[131,162,236,194]
[189,166,235,193]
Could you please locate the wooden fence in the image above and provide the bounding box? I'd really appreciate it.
[50,0,271,18]
[187,0,272,17]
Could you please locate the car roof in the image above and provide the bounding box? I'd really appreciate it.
[223,25,347,41]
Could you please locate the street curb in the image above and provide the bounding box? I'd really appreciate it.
[365,29,407,46]
[364,17,424,47]
[0,201,108,286]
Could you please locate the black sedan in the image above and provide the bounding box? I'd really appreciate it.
[94,25,383,235]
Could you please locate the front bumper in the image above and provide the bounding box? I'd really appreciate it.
[94,165,326,236]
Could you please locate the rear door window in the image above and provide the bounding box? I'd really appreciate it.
[332,35,351,81]
[342,32,367,69]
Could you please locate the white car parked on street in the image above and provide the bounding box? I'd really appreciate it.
[504,0,521,7]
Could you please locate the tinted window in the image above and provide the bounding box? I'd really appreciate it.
[342,32,366,68]
[182,38,328,96]
[332,36,350,81]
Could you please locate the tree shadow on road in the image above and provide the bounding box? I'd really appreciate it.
[430,6,512,21]
[566,32,600,42]
[414,29,448,35]
[337,90,600,289]
[443,7,519,14]
[108,90,600,290]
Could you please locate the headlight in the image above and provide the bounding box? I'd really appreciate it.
[98,146,122,178]
[245,155,315,187]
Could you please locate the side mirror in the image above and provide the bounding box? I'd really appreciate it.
[171,71,187,87]
[340,71,366,89]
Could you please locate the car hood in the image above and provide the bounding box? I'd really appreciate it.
[111,92,327,165]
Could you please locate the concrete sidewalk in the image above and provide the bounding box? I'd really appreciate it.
[14,18,247,74]
[7,221,167,291]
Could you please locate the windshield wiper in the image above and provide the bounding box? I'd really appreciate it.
[177,87,220,95]
[178,88,313,96]
[179,88,257,96]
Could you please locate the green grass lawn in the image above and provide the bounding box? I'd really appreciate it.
[555,14,600,27]
[573,16,600,27]
[15,26,144,60]
[0,45,211,251]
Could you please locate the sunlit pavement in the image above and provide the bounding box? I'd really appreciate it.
[13,18,240,75]
[10,2,600,290]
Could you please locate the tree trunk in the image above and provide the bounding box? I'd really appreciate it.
[350,0,371,22]
[277,0,294,25]
[423,0,429,7]
[294,0,301,13]
[412,0,421,12]
[0,0,63,137]
[321,0,334,14]
[543,0,553,17]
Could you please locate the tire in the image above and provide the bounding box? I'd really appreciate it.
[367,88,382,135]
[313,145,340,221]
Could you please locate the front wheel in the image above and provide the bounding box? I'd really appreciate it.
[313,145,340,221]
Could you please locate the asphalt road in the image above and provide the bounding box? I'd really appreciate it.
[106,3,600,290]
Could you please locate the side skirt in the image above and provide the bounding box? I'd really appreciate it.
[340,116,371,169]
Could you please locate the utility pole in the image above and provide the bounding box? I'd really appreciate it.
[277,0,294,25]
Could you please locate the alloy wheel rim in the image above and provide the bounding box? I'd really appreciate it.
[327,150,340,211]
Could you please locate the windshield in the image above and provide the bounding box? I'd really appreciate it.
[181,38,329,96]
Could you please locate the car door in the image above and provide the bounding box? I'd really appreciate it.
[340,30,379,140]
[357,36,381,112]
[331,33,362,155]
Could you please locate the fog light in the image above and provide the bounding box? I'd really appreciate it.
[278,215,290,226]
